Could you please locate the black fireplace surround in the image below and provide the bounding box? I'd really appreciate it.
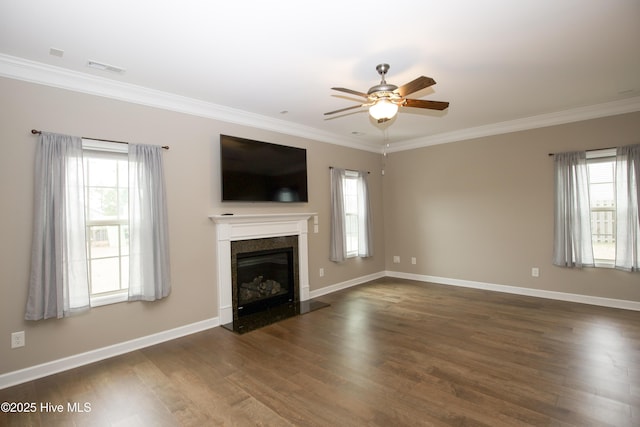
[229,235,299,332]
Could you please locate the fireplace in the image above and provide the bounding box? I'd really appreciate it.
[209,213,328,333]
[232,236,298,319]
[210,213,328,333]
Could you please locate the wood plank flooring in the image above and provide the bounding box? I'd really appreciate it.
[1,278,639,426]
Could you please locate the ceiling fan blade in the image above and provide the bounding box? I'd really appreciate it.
[403,98,449,111]
[331,87,369,98]
[324,104,365,115]
[396,76,436,97]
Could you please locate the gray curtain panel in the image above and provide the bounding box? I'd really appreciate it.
[552,151,594,268]
[25,132,90,320]
[128,143,172,301]
[329,167,346,262]
[615,144,640,271]
[356,170,374,258]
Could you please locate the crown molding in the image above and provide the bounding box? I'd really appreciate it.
[0,53,381,153]
[387,96,640,153]
[2,53,638,155]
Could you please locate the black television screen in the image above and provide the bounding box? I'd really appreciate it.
[220,135,308,202]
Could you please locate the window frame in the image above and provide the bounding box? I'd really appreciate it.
[586,148,617,268]
[82,140,130,306]
[343,170,360,258]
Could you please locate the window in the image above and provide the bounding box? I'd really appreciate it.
[83,142,130,305]
[26,132,171,320]
[343,171,360,257]
[554,145,640,272]
[587,149,616,266]
[83,140,129,306]
[329,167,373,262]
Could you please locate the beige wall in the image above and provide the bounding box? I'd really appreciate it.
[0,77,385,374]
[383,111,640,302]
[2,74,638,378]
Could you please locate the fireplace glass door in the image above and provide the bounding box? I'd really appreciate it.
[236,247,294,316]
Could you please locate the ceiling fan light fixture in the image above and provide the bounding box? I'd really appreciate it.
[369,98,398,121]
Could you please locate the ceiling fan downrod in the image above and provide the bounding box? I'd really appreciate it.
[376,63,390,82]
[368,63,398,94]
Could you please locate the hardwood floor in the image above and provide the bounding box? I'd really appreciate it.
[1,278,639,426]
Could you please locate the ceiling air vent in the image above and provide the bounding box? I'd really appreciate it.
[49,47,64,57]
[87,60,125,74]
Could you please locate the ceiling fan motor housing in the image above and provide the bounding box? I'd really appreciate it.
[368,84,398,95]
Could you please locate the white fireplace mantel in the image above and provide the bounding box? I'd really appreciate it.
[209,213,316,325]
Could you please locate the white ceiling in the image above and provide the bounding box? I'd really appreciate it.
[1,0,639,152]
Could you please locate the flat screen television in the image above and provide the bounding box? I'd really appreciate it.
[220,135,308,202]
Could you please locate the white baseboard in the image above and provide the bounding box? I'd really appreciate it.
[0,269,382,390]
[309,271,386,299]
[2,269,385,390]
[386,271,640,312]
[0,317,219,390]
[4,270,638,390]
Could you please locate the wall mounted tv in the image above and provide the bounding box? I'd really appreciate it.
[220,135,308,202]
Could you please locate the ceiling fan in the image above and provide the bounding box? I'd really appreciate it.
[324,63,449,123]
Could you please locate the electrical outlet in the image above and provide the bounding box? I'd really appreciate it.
[393,256,400,264]
[531,267,540,278]
[319,268,324,277]
[11,331,25,349]
[411,257,417,265]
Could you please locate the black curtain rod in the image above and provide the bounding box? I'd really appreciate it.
[329,166,370,174]
[548,145,617,157]
[31,129,169,150]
